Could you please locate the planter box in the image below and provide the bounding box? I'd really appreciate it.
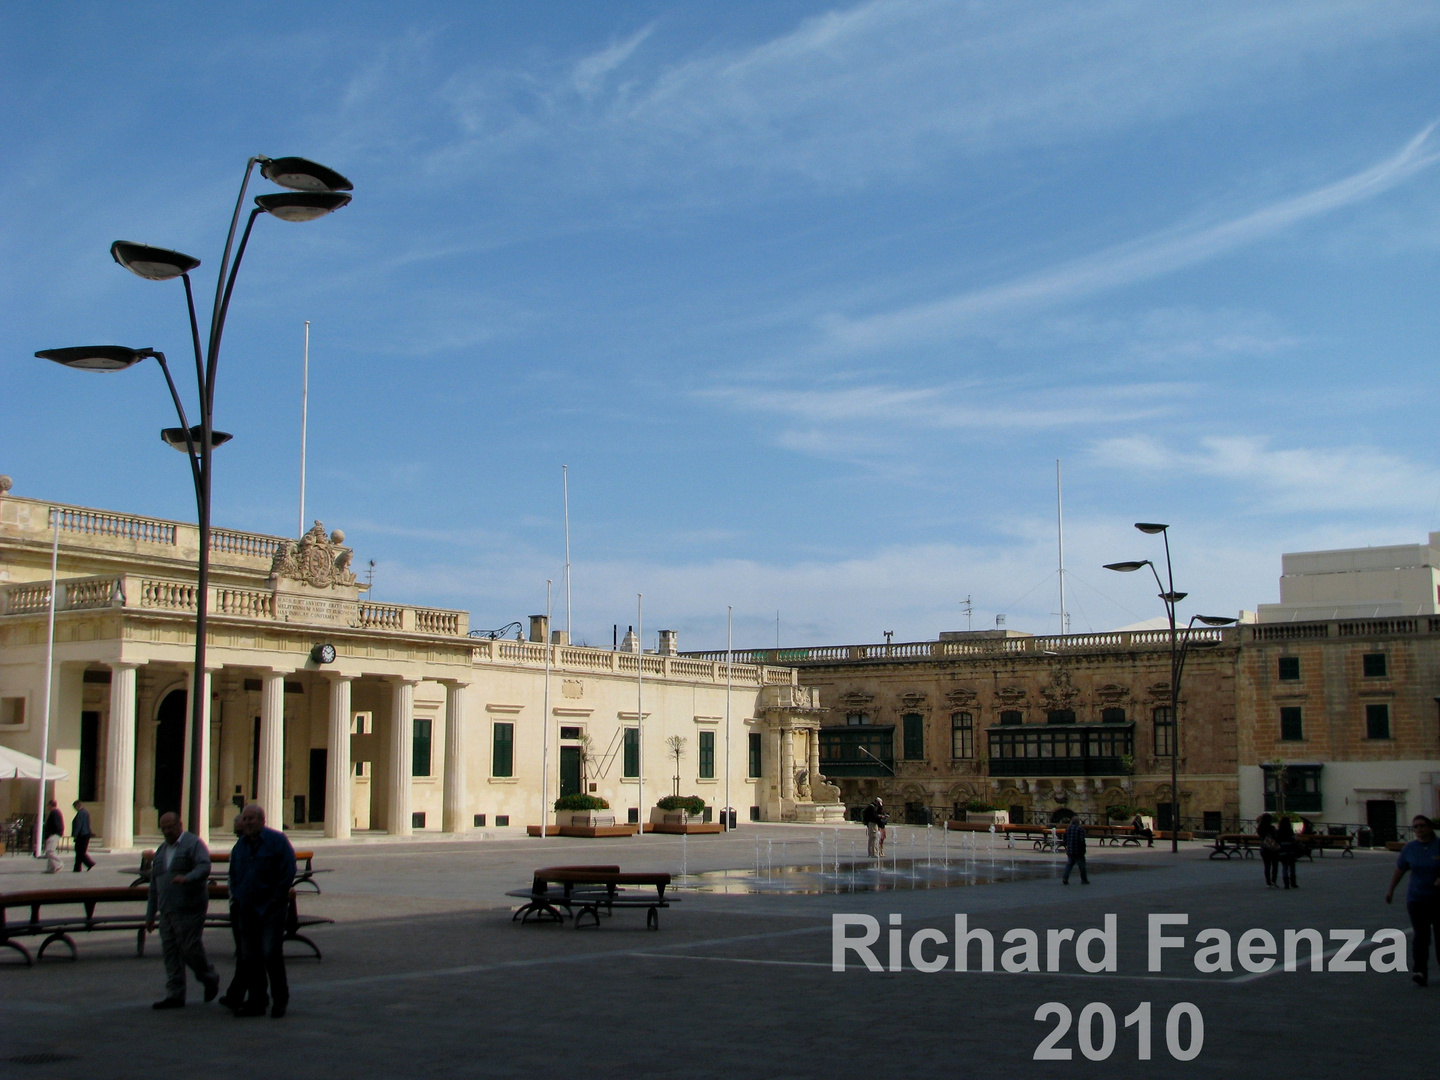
[649,808,702,826]
[645,821,725,834]
[556,810,616,828]
[965,810,1009,826]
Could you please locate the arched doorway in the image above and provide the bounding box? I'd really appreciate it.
[153,690,187,815]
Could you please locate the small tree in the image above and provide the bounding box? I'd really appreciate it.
[665,736,687,797]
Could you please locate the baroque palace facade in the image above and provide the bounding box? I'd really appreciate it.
[0,483,840,849]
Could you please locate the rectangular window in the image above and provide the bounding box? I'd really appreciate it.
[748,732,762,778]
[1153,706,1174,757]
[950,712,973,759]
[845,712,870,726]
[79,711,100,802]
[495,815,509,827]
[473,814,486,827]
[902,713,925,760]
[1279,706,1304,741]
[999,710,1023,725]
[1363,652,1387,677]
[623,728,640,777]
[698,730,715,778]
[412,718,432,777]
[1263,764,1322,813]
[1366,702,1391,740]
[491,722,514,777]
[560,726,582,740]
[1277,656,1300,681]
[1101,707,1126,723]
[1046,709,1076,724]
[0,697,24,725]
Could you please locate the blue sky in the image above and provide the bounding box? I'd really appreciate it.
[4,2,1440,650]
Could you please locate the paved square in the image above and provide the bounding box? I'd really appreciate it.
[1,825,1411,1079]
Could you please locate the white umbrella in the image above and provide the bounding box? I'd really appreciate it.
[0,745,69,781]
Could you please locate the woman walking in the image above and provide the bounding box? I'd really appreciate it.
[1385,815,1440,986]
[1256,813,1279,888]
[1276,816,1299,889]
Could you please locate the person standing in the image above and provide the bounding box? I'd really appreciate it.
[216,814,247,1011]
[1276,816,1300,889]
[145,812,218,1009]
[862,798,888,858]
[1385,814,1440,986]
[1256,813,1280,888]
[41,799,64,873]
[1062,815,1089,884]
[71,800,95,872]
[229,803,296,1019]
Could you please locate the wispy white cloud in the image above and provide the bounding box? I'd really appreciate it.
[572,25,653,97]
[1088,434,1440,512]
[823,123,1440,350]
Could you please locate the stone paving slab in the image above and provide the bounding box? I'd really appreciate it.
[0,828,1414,1079]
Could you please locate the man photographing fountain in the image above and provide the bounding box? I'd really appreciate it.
[863,797,888,858]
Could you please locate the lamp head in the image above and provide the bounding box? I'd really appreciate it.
[254,191,352,222]
[35,345,155,372]
[1160,591,1188,604]
[1103,561,1150,573]
[110,242,201,281]
[1135,522,1169,534]
[1195,615,1237,627]
[260,157,353,193]
[160,426,233,452]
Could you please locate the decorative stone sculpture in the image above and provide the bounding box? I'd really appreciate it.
[270,520,357,589]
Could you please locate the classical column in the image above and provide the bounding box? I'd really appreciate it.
[442,680,469,834]
[807,723,821,786]
[325,675,353,839]
[102,662,139,851]
[186,665,217,845]
[778,724,793,801]
[257,671,286,827]
[388,679,416,836]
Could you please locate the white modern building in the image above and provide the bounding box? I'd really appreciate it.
[1257,533,1440,623]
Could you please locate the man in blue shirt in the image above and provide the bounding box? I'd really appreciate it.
[1386,814,1440,986]
[228,803,296,1018]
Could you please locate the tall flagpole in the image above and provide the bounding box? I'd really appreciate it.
[562,465,571,642]
[636,593,643,839]
[725,605,732,831]
[541,580,552,839]
[34,508,58,857]
[298,321,310,538]
[1056,459,1067,635]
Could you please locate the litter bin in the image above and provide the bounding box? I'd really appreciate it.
[1357,827,1373,848]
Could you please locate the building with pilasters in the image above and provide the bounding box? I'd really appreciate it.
[0,482,832,849]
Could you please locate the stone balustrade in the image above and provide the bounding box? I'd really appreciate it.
[0,573,468,637]
[469,635,793,686]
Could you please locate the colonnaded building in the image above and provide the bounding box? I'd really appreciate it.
[0,481,843,849]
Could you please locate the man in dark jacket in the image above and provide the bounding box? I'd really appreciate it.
[862,798,888,857]
[1062,816,1089,884]
[71,800,95,871]
[145,812,218,1008]
[229,803,296,1018]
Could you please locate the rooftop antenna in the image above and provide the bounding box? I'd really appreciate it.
[298,321,309,539]
[562,465,572,643]
[960,595,973,632]
[776,610,781,650]
[1056,460,1069,635]
[883,630,894,645]
[366,559,375,596]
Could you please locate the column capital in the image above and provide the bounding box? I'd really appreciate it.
[438,678,471,690]
[323,670,362,683]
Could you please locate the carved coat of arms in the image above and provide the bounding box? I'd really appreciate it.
[270,521,357,590]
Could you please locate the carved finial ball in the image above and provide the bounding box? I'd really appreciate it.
[0,475,11,494]
[330,530,345,545]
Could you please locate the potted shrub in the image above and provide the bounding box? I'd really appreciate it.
[554,792,611,827]
[651,794,707,825]
[1106,804,1135,823]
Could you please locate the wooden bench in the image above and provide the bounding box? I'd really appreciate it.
[508,865,676,930]
[0,883,332,966]
[126,848,328,892]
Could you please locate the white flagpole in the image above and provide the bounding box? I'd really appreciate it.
[298,321,310,538]
[562,465,571,642]
[541,580,552,839]
[725,605,732,832]
[636,593,643,839]
[35,508,59,857]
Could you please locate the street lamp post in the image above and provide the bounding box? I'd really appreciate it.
[1105,522,1235,853]
[31,157,352,839]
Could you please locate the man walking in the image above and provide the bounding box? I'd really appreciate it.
[863,797,888,858]
[229,803,296,1019]
[41,799,64,873]
[1062,815,1089,885]
[145,812,218,1009]
[71,800,95,871]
